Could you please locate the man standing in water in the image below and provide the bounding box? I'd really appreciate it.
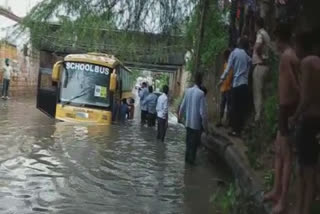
[263,24,300,214]
[119,98,129,123]
[156,85,169,142]
[2,58,13,100]
[179,73,208,164]
[143,86,158,127]
[292,30,320,214]
[139,82,149,125]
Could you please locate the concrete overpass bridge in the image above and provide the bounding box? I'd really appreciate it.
[34,25,187,73]
[1,6,188,97]
[33,22,188,97]
[0,6,187,72]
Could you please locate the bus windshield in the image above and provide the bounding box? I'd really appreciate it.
[60,62,111,108]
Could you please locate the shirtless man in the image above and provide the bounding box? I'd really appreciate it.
[263,24,300,214]
[292,30,320,214]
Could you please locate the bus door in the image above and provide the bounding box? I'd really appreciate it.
[37,68,58,118]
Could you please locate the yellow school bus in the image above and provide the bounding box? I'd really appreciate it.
[37,53,134,125]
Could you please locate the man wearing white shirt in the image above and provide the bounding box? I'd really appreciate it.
[2,59,13,100]
[252,18,271,122]
[156,85,169,142]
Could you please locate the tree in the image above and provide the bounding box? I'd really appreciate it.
[22,0,228,75]
[185,0,228,72]
[22,0,198,60]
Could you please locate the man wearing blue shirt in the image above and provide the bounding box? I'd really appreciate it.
[139,82,149,125]
[143,86,158,127]
[179,73,208,164]
[219,37,251,137]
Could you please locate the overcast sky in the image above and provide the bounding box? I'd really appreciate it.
[0,0,42,44]
[0,0,42,28]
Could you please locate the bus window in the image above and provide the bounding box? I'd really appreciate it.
[60,62,112,109]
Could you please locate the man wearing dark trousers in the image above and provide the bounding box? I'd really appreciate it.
[179,73,208,164]
[156,85,169,142]
[143,86,158,127]
[139,82,149,125]
[219,37,251,137]
[292,29,320,214]
[2,58,12,100]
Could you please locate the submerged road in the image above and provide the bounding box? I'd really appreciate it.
[0,98,229,214]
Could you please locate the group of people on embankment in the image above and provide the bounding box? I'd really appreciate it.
[217,18,320,214]
[217,17,270,137]
[138,15,320,214]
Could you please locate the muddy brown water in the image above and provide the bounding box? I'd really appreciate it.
[0,98,230,214]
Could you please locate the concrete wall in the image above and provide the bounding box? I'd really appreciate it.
[179,67,190,97]
[169,68,181,98]
[168,66,190,101]
[202,54,224,124]
[0,42,40,97]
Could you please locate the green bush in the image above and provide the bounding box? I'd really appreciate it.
[172,96,183,115]
[264,170,275,190]
[264,51,280,137]
[210,183,237,214]
[264,95,278,136]
[245,50,279,168]
[185,3,228,73]
[211,182,262,214]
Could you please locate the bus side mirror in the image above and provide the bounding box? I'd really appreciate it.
[52,61,63,82]
[110,70,117,92]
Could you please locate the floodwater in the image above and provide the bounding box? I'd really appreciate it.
[0,98,229,214]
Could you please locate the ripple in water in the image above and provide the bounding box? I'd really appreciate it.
[0,98,230,214]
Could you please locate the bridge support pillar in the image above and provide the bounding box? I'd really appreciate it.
[169,66,190,101]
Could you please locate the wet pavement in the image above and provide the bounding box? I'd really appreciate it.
[0,98,230,214]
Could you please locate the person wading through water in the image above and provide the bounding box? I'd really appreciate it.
[143,86,158,127]
[179,72,208,164]
[139,82,149,125]
[156,85,169,142]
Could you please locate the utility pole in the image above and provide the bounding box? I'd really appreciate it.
[193,0,209,75]
[229,0,238,48]
[0,7,22,23]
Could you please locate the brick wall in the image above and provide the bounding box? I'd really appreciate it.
[169,66,190,100]
[0,42,40,97]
